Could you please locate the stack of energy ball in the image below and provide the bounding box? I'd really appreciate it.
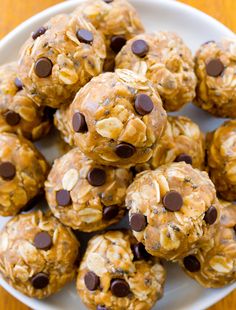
[0,0,235,309]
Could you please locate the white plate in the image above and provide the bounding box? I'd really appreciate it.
[0,0,235,309]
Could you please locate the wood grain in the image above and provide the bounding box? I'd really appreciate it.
[0,0,235,309]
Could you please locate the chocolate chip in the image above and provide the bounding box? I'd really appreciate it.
[4,111,21,126]
[163,191,183,212]
[175,153,193,165]
[103,205,119,220]
[14,77,23,91]
[202,40,215,46]
[204,206,217,225]
[34,232,52,250]
[31,273,49,289]
[32,26,47,40]
[103,0,113,3]
[131,40,149,57]
[130,213,146,232]
[110,278,130,297]
[132,242,150,261]
[206,59,224,77]
[72,112,88,133]
[183,255,201,272]
[84,271,100,291]
[0,162,16,180]
[97,306,107,310]
[56,190,71,206]
[134,94,154,115]
[87,168,106,187]
[234,225,236,233]
[110,36,127,54]
[76,29,94,44]
[115,143,136,158]
[34,57,53,78]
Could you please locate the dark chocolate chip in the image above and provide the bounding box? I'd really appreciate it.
[132,242,150,261]
[110,35,127,54]
[14,77,23,91]
[32,26,47,40]
[4,111,21,126]
[115,143,136,158]
[103,205,119,220]
[72,112,88,133]
[84,271,100,291]
[76,29,94,44]
[31,273,49,289]
[163,191,183,212]
[175,153,193,165]
[204,206,217,225]
[34,57,53,78]
[134,94,154,115]
[183,255,201,272]
[34,232,52,250]
[131,39,149,57]
[206,59,224,77]
[130,213,146,232]
[234,224,236,233]
[56,190,71,206]
[103,0,113,3]
[97,306,107,310]
[110,278,130,297]
[87,168,106,187]
[0,162,16,180]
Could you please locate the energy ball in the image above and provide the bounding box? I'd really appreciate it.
[194,38,236,118]
[126,162,219,260]
[0,210,79,298]
[19,14,106,108]
[180,200,236,288]
[115,32,197,111]
[55,69,167,167]
[45,148,132,231]
[0,62,51,140]
[207,120,236,201]
[0,133,49,216]
[73,0,144,72]
[76,230,166,310]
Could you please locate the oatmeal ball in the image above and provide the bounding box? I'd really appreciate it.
[0,210,79,298]
[207,120,236,201]
[0,133,49,216]
[194,38,236,118]
[45,148,132,231]
[73,0,144,72]
[116,32,197,111]
[180,200,236,288]
[0,62,51,140]
[19,14,106,108]
[76,230,166,310]
[55,69,167,167]
[126,162,219,260]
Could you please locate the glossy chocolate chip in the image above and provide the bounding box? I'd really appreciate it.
[130,213,146,232]
[14,77,23,91]
[132,242,150,261]
[56,190,71,206]
[34,57,53,78]
[97,306,107,310]
[32,26,47,40]
[31,273,49,289]
[163,190,183,212]
[76,29,94,44]
[110,278,130,297]
[5,111,21,126]
[175,153,193,165]
[131,39,149,57]
[206,59,224,77]
[204,206,217,225]
[103,205,119,220]
[84,271,100,291]
[0,162,16,180]
[87,168,106,187]
[183,255,201,272]
[115,143,136,158]
[134,94,154,115]
[72,112,88,133]
[110,36,127,53]
[34,232,52,250]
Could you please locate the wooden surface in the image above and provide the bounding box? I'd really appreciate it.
[0,0,235,309]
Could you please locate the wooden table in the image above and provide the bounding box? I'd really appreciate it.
[0,0,235,309]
